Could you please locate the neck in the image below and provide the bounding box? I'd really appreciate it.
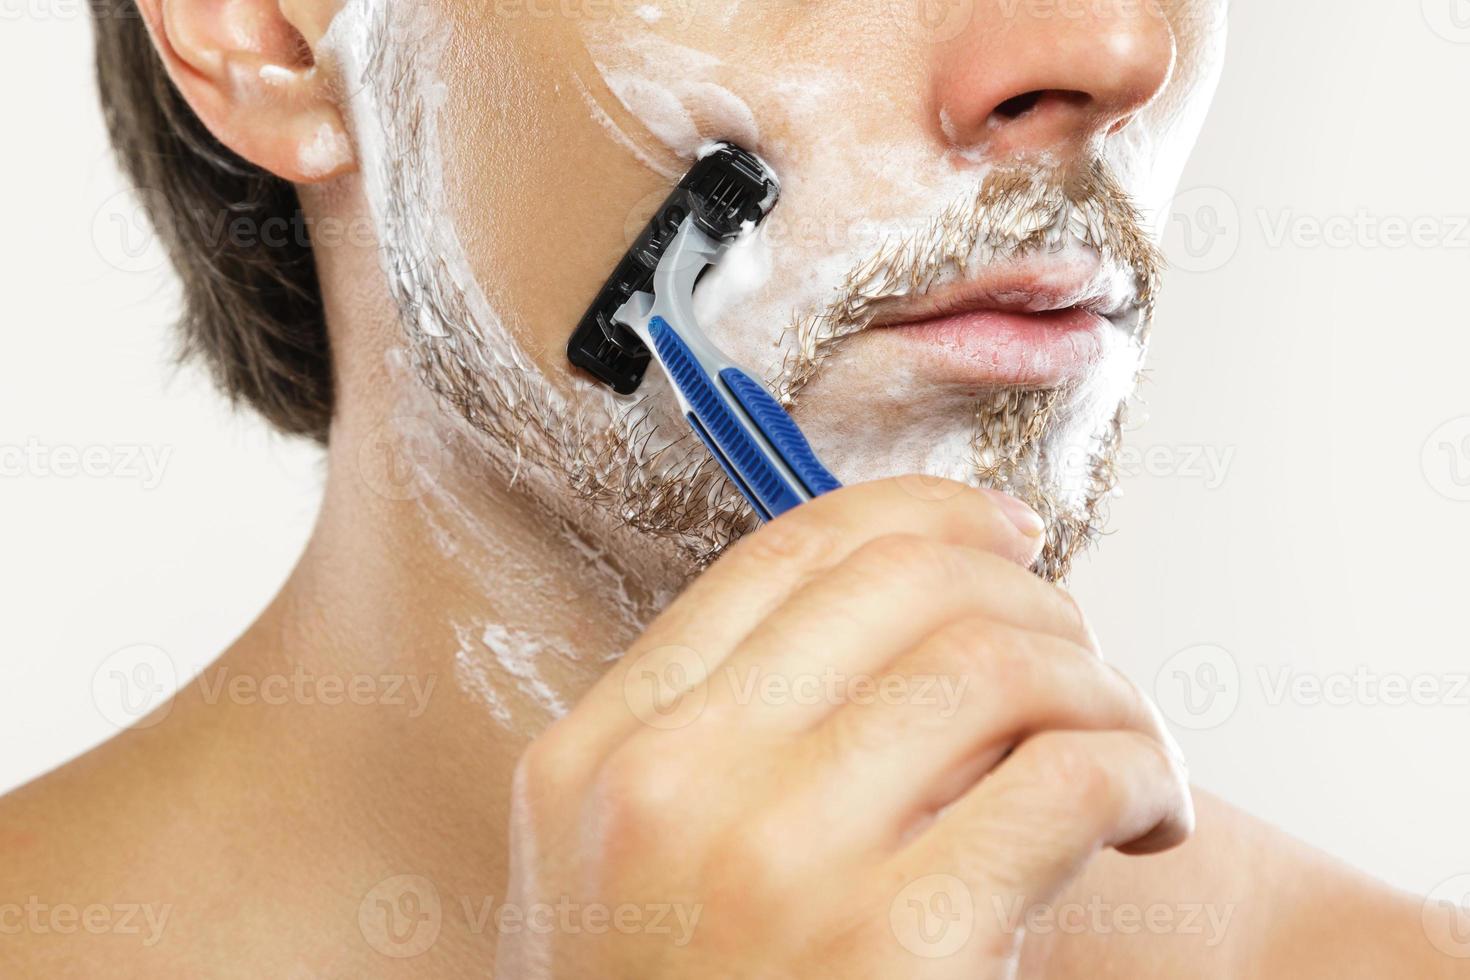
[186,399,695,943]
[186,183,701,935]
[307,401,696,728]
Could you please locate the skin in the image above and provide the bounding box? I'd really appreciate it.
[0,0,1464,977]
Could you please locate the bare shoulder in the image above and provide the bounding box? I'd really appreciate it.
[0,694,351,977]
[0,727,196,977]
[0,695,425,978]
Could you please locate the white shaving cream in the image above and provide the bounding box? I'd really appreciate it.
[316,0,1219,723]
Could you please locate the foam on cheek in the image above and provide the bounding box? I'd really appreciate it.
[589,33,760,158]
[600,72,704,151]
[582,27,985,361]
[691,222,773,352]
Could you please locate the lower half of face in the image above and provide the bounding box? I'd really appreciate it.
[327,0,1228,578]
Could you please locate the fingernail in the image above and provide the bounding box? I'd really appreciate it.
[982,489,1046,538]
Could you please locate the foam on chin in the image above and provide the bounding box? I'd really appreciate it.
[322,0,1176,576]
[574,17,1179,576]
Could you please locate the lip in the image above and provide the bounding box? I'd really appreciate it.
[864,259,1134,388]
[879,306,1110,387]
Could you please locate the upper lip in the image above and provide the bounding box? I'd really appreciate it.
[865,253,1137,330]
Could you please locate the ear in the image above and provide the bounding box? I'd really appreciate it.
[134,0,354,183]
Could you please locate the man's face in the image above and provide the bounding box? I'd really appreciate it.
[328,0,1228,576]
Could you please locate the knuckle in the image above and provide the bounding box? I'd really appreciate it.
[592,735,687,834]
[892,474,970,497]
[852,534,1014,604]
[844,533,954,585]
[738,510,845,569]
[513,721,584,807]
[883,473,974,507]
[928,618,1028,687]
[1028,732,1122,814]
[712,811,803,895]
[820,697,922,759]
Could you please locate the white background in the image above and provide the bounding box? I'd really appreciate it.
[2,2,1467,897]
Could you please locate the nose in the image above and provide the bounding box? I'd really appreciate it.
[928,2,1177,159]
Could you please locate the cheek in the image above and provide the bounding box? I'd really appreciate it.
[431,9,685,388]
[575,19,980,363]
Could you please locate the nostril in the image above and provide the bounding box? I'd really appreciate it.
[987,89,1093,131]
[993,90,1045,120]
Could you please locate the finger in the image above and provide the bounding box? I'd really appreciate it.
[562,480,1047,755]
[886,729,1194,914]
[790,622,1172,848]
[697,539,1094,731]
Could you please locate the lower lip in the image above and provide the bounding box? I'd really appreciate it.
[880,307,1110,387]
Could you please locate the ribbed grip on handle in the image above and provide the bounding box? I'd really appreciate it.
[648,318,802,518]
[718,368,842,499]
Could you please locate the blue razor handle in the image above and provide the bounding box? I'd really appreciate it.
[647,317,840,521]
[614,217,843,521]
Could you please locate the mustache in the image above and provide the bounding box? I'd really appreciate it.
[773,158,1164,405]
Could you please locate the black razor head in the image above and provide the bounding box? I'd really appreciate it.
[567,142,779,394]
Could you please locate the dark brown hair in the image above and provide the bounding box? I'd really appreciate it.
[90,0,333,443]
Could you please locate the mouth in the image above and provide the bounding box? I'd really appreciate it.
[862,251,1143,389]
